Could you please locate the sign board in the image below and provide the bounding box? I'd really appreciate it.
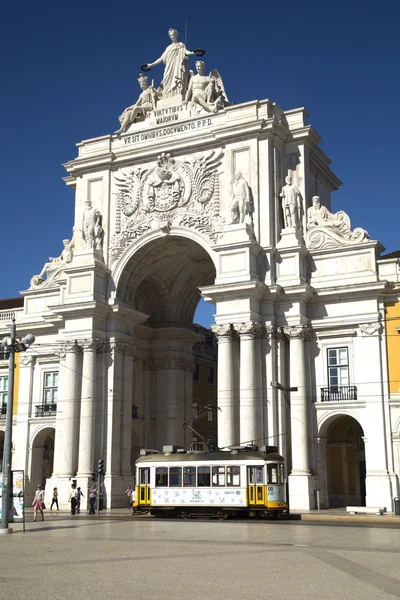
[0,471,25,523]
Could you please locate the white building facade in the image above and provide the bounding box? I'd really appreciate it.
[1,36,400,511]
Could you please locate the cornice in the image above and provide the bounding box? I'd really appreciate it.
[200,279,270,302]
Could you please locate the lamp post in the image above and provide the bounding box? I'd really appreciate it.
[271,380,298,513]
[1,315,35,532]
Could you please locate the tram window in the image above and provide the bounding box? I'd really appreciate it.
[169,467,182,487]
[280,463,284,483]
[155,467,168,487]
[183,467,196,487]
[212,466,225,486]
[197,466,210,486]
[226,466,240,487]
[267,464,278,484]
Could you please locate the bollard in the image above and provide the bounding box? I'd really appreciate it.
[394,497,400,516]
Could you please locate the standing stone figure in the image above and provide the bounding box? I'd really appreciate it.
[280,175,300,229]
[82,200,104,250]
[144,28,195,99]
[116,74,157,135]
[230,172,250,224]
[184,61,227,113]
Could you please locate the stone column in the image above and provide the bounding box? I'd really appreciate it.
[234,322,261,446]
[277,328,288,461]
[77,340,98,477]
[285,326,314,510]
[212,324,234,448]
[106,342,124,477]
[53,341,79,478]
[121,350,134,476]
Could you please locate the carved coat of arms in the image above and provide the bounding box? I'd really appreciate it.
[110,150,224,261]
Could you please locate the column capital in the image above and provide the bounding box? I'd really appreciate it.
[55,340,80,360]
[211,324,233,339]
[233,321,262,337]
[18,354,36,367]
[283,325,311,341]
[101,341,135,355]
[79,338,103,352]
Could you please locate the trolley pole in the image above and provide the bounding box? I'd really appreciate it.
[1,317,16,532]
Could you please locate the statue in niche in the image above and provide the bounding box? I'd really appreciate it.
[280,175,301,229]
[229,172,252,225]
[184,61,228,113]
[116,74,158,135]
[31,232,75,286]
[82,200,104,250]
[143,28,198,99]
[306,195,369,247]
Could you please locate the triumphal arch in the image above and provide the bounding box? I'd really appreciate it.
[18,28,398,510]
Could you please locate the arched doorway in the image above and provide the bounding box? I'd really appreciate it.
[325,416,365,507]
[115,234,217,458]
[30,427,55,490]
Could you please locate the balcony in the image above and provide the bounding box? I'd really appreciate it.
[35,404,57,417]
[0,404,6,418]
[320,386,358,402]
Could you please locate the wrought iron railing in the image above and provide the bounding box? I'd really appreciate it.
[320,386,358,402]
[35,404,57,417]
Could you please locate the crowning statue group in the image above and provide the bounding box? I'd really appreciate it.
[116,27,228,135]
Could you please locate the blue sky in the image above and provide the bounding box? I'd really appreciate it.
[2,0,399,328]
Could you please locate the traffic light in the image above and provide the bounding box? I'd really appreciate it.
[97,458,104,475]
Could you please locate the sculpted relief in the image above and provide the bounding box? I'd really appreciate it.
[30,230,75,288]
[305,196,369,250]
[110,150,225,261]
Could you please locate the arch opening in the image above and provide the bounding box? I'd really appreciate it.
[31,427,55,490]
[116,235,218,456]
[324,415,365,508]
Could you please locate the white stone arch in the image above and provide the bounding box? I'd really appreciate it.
[393,416,400,437]
[110,225,218,298]
[28,425,56,494]
[317,409,366,508]
[110,225,217,326]
[317,408,366,439]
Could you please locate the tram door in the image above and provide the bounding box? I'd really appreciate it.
[138,467,151,505]
[247,466,265,505]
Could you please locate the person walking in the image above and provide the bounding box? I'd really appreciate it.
[125,485,133,508]
[89,484,97,515]
[76,487,85,513]
[32,485,45,522]
[50,487,59,511]
[69,483,78,515]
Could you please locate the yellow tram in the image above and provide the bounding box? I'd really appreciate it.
[134,445,287,518]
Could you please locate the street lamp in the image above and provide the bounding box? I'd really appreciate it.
[0,315,35,533]
[271,380,298,513]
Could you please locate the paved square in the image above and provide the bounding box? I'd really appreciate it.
[1,516,400,599]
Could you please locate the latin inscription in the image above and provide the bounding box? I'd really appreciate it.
[123,118,213,145]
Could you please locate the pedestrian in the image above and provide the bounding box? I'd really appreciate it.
[77,487,85,513]
[50,487,59,511]
[131,487,136,516]
[68,483,78,515]
[89,484,97,515]
[32,485,45,522]
[125,485,133,508]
